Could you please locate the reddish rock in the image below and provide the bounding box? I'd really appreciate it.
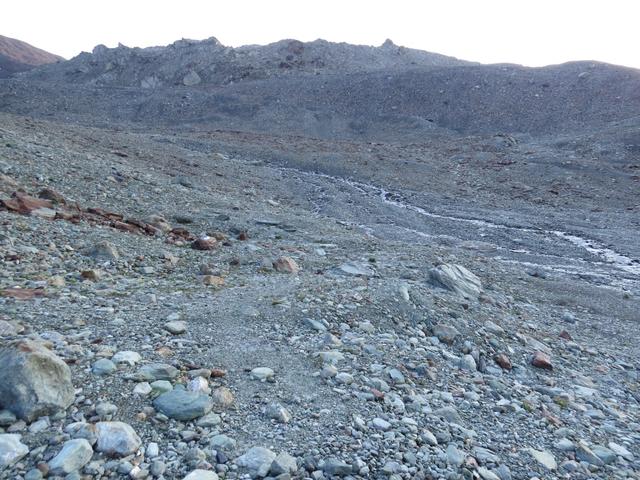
[1,288,46,300]
[202,275,225,287]
[273,256,300,274]
[494,353,512,370]
[238,231,248,241]
[559,330,573,340]
[1,192,52,215]
[38,188,66,204]
[80,269,102,282]
[192,237,217,251]
[531,351,553,370]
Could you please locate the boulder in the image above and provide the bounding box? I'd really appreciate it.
[429,264,482,299]
[0,339,74,421]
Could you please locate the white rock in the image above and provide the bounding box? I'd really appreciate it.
[95,422,141,457]
[48,438,93,475]
[528,448,557,470]
[112,351,141,366]
[0,434,29,469]
[250,367,274,381]
[429,263,482,299]
[235,446,276,478]
[183,469,218,480]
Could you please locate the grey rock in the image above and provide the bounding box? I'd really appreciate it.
[48,438,93,475]
[265,403,291,423]
[164,320,187,334]
[138,363,179,381]
[446,444,464,467]
[153,390,213,421]
[322,458,352,476]
[210,434,236,453]
[0,434,29,469]
[183,470,218,480]
[235,446,277,478]
[197,412,222,427]
[250,367,275,381]
[575,441,604,466]
[527,448,557,470]
[432,324,460,344]
[429,263,482,299]
[95,422,141,457]
[591,445,617,465]
[92,358,116,376]
[433,406,463,424]
[183,70,202,86]
[112,351,141,366]
[0,339,74,421]
[372,418,391,431]
[459,354,477,371]
[336,261,375,277]
[85,240,119,261]
[270,452,297,475]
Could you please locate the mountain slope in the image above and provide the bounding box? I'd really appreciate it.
[0,34,63,77]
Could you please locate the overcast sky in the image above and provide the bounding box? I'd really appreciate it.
[3,0,639,68]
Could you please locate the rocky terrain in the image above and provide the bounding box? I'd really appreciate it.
[0,36,639,480]
[0,35,63,78]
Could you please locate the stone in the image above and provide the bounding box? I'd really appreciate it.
[608,442,633,461]
[112,351,141,366]
[138,363,179,381]
[0,339,74,421]
[273,257,300,273]
[591,445,617,465]
[0,410,16,427]
[85,241,119,261]
[48,439,93,475]
[446,444,464,467]
[372,418,391,431]
[164,321,187,335]
[192,237,217,250]
[432,324,460,344]
[477,467,501,480]
[575,441,604,466]
[459,354,477,371]
[183,70,202,86]
[531,351,553,370]
[92,358,117,376]
[494,353,512,370]
[336,262,374,277]
[322,458,352,476]
[270,452,297,476]
[150,380,173,395]
[211,387,234,409]
[250,367,275,381]
[153,389,213,421]
[433,406,463,424]
[527,448,557,470]
[0,434,29,469]
[197,412,222,427]
[235,446,277,478]
[429,263,482,299]
[183,470,218,480]
[265,403,291,423]
[95,422,141,457]
[210,434,236,453]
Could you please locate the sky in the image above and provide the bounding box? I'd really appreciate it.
[2,0,639,68]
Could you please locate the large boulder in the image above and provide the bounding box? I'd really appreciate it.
[0,339,74,421]
[429,264,482,299]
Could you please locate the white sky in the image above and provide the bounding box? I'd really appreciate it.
[2,0,639,68]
